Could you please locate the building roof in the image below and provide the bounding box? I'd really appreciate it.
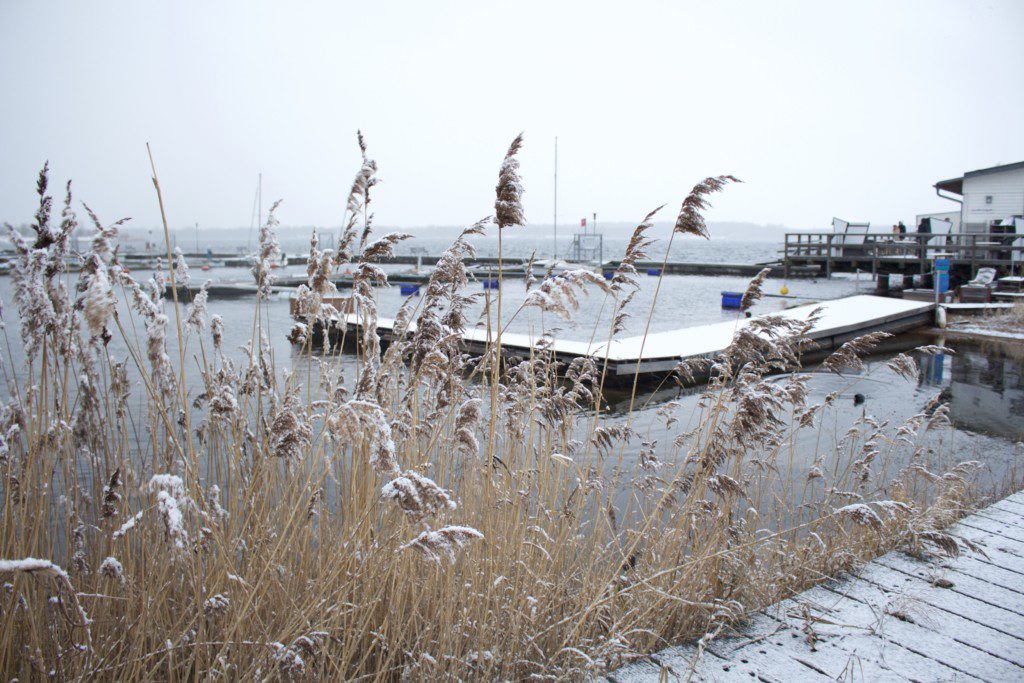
[934,160,1024,196]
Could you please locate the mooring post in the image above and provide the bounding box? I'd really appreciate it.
[825,234,833,278]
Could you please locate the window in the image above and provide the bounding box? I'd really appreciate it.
[986,195,993,205]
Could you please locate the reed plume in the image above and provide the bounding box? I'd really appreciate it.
[673,175,740,239]
[494,133,525,230]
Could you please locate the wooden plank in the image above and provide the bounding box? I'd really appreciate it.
[763,592,963,681]
[949,517,1024,553]
[930,552,1024,595]
[998,492,1024,510]
[875,553,1024,616]
[950,520,1024,551]
[956,516,1024,545]
[605,657,704,683]
[946,526,1024,574]
[969,506,1024,531]
[648,644,721,682]
[820,571,1024,677]
[855,562,1024,641]
[702,614,834,681]
[990,497,1024,516]
[1003,490,1024,505]
[607,643,721,682]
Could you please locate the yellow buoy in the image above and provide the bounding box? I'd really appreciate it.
[780,284,789,295]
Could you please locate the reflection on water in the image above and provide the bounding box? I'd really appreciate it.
[920,340,1024,441]
[604,334,1024,442]
[602,333,1023,498]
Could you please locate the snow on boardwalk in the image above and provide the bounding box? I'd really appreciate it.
[351,295,934,378]
[607,490,1024,682]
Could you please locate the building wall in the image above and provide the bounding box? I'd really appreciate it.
[962,167,1024,232]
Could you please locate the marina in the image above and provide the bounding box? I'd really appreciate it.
[1,2,1021,680]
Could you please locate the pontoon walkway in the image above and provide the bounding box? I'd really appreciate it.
[335,295,935,379]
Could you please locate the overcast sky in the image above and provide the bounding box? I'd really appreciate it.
[1,1,1022,234]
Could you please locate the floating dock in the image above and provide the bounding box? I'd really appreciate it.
[608,490,1024,682]
[331,295,935,381]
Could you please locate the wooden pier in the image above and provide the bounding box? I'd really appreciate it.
[783,231,1024,280]
[608,490,1024,682]
[328,295,935,381]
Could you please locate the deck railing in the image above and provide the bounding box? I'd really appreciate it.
[783,232,1023,275]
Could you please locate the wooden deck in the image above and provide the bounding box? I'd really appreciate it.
[783,231,1023,279]
[607,490,1024,682]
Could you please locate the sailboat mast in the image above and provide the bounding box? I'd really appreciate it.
[553,137,558,259]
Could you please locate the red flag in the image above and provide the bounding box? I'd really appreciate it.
[580,218,587,227]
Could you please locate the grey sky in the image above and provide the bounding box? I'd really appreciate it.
[1,1,1022,234]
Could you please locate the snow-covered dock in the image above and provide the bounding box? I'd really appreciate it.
[337,295,935,380]
[607,490,1024,682]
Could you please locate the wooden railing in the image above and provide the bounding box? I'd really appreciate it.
[783,232,1024,273]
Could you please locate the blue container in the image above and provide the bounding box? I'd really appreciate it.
[399,283,420,296]
[482,279,500,290]
[934,258,950,294]
[603,271,615,280]
[646,268,662,276]
[721,291,743,309]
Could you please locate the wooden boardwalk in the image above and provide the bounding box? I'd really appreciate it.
[608,491,1024,682]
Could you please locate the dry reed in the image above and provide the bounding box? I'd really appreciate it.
[0,140,999,681]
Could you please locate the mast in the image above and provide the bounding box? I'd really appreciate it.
[247,173,262,252]
[553,137,558,259]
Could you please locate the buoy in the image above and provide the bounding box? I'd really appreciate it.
[936,306,947,329]
[780,284,789,295]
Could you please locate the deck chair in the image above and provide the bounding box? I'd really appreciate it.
[968,268,997,286]
[961,267,997,303]
[925,218,952,251]
[831,218,870,258]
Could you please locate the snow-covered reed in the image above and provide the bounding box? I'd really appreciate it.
[0,141,1007,681]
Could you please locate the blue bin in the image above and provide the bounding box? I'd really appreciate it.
[482,279,500,290]
[646,268,662,276]
[721,291,743,309]
[935,258,950,294]
[399,283,420,296]
[603,271,615,280]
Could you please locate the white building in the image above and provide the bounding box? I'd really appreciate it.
[935,161,1024,234]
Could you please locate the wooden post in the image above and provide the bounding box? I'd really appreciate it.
[969,233,977,278]
[826,234,833,278]
[783,234,791,279]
